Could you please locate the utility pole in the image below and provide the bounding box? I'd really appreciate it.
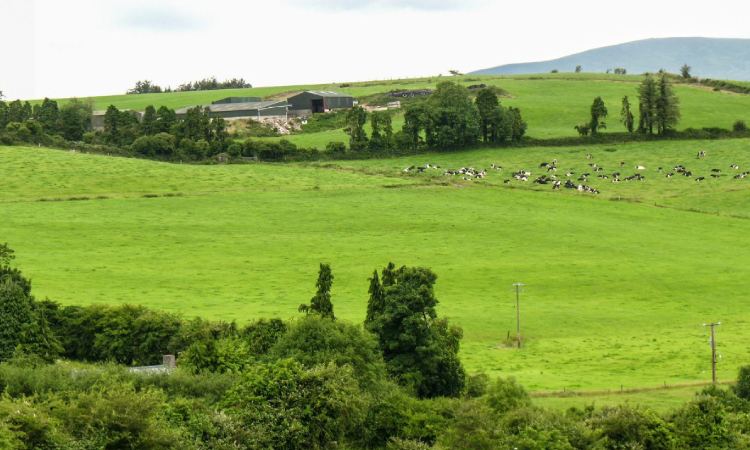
[703,322,721,384]
[512,283,525,348]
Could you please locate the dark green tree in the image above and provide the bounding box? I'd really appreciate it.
[575,65,582,73]
[508,107,527,141]
[637,75,658,134]
[369,111,393,151]
[103,105,121,143]
[680,64,692,79]
[423,81,480,149]
[589,96,608,135]
[0,278,33,362]
[140,105,157,135]
[60,98,92,141]
[621,95,635,132]
[299,263,335,319]
[475,88,500,143]
[0,101,8,128]
[655,74,681,134]
[344,105,368,151]
[7,100,25,123]
[37,98,59,132]
[402,103,426,149]
[366,269,384,324]
[367,265,466,398]
[156,106,177,133]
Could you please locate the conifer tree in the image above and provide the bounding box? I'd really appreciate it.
[621,96,634,133]
[655,74,681,134]
[637,75,657,134]
[589,97,608,135]
[300,263,335,319]
[0,278,32,362]
[365,269,383,324]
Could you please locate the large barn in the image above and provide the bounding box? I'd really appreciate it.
[286,91,354,115]
[174,100,290,121]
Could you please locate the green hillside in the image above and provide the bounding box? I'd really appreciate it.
[3,140,750,393]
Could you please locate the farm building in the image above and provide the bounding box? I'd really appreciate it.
[174,100,290,121]
[211,97,262,104]
[90,109,144,131]
[286,91,354,115]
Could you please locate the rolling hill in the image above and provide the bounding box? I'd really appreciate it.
[471,37,750,80]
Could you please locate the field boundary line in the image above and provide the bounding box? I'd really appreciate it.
[530,379,736,398]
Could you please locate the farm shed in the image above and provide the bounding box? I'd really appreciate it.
[90,109,144,131]
[175,100,290,121]
[212,97,262,104]
[286,91,354,115]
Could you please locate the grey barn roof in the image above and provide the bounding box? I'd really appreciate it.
[302,90,353,98]
[175,100,289,115]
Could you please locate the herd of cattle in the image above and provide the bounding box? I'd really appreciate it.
[402,151,749,194]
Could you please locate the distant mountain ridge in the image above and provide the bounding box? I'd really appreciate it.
[470,37,750,81]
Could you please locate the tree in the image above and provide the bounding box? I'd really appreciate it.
[575,65,582,73]
[366,269,384,324]
[299,263,335,319]
[140,105,157,136]
[637,75,658,134]
[0,101,8,128]
[507,107,527,141]
[59,99,91,141]
[367,265,466,398]
[103,105,121,142]
[621,95,634,132]
[126,80,162,95]
[37,98,59,132]
[680,64,692,79]
[589,97,608,135]
[402,104,426,149]
[655,74,681,134]
[344,106,368,151]
[423,81,480,149]
[449,70,463,76]
[0,278,33,362]
[475,88,500,143]
[155,106,177,133]
[369,111,393,151]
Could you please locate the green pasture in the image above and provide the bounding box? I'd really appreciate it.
[2,141,750,395]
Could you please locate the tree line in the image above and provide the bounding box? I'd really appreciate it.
[127,77,252,94]
[5,243,750,448]
[575,74,681,136]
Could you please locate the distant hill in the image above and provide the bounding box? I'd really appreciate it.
[470,37,750,80]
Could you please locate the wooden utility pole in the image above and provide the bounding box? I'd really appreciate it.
[512,283,525,348]
[704,322,721,384]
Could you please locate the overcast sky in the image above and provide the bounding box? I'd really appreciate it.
[2,0,749,100]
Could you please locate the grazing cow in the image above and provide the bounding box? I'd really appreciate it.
[730,165,740,170]
[595,167,603,172]
[540,162,549,168]
[578,176,588,181]
[666,173,674,178]
[577,185,584,192]
[566,172,574,177]
[635,165,646,170]
[658,167,663,173]
[684,171,692,177]
[695,177,705,182]
[520,176,528,182]
[697,151,707,158]
[503,179,511,184]
[598,175,609,179]
[586,153,593,159]
[611,178,620,183]
[711,169,722,173]
[620,162,625,168]
[552,158,558,166]
[711,174,721,178]
[734,174,746,179]
[552,182,561,190]
[589,163,598,167]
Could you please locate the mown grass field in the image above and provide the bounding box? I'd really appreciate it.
[3,139,750,398]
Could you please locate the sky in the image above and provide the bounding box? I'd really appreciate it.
[1,0,750,100]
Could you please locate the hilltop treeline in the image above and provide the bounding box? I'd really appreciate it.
[5,245,750,448]
[126,77,252,94]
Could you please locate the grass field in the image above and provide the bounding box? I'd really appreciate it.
[33,73,750,144]
[3,139,750,396]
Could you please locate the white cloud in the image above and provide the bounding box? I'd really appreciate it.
[1,0,749,100]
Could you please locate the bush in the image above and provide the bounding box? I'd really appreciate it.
[464,372,490,398]
[268,315,387,389]
[483,377,531,414]
[670,395,733,449]
[733,120,748,132]
[590,405,675,449]
[735,366,750,400]
[179,337,254,374]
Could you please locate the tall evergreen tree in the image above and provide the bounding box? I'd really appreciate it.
[38,98,59,132]
[589,97,608,135]
[402,104,426,149]
[300,263,335,319]
[637,75,658,134]
[621,96,634,133]
[156,106,177,133]
[365,269,383,324]
[7,100,24,123]
[103,105,121,142]
[508,107,527,141]
[655,74,681,134]
[0,101,8,128]
[0,278,33,362]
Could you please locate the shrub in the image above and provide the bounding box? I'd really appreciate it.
[735,366,750,400]
[241,318,287,356]
[268,315,387,389]
[483,377,531,414]
[464,372,490,398]
[589,405,675,449]
[179,337,253,374]
[733,120,748,132]
[670,395,733,449]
